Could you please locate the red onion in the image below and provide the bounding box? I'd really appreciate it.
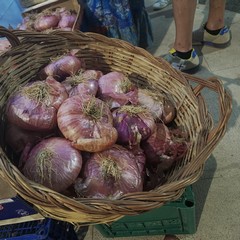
[22,137,82,193]
[112,105,156,147]
[0,39,11,55]
[98,71,138,109]
[74,144,143,199]
[62,70,101,97]
[81,70,103,80]
[57,95,118,152]
[142,123,189,172]
[34,14,59,31]
[68,79,99,97]
[39,55,85,82]
[58,11,77,29]
[137,89,176,124]
[5,123,55,154]
[6,77,68,131]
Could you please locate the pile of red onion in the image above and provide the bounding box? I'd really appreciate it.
[4,52,190,198]
[17,7,78,32]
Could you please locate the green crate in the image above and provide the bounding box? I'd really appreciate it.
[95,186,196,238]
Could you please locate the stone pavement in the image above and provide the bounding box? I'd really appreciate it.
[84,1,240,240]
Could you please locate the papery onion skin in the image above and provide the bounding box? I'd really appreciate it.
[137,89,176,124]
[34,14,59,31]
[0,39,11,55]
[69,79,99,97]
[62,69,102,94]
[22,137,82,193]
[5,123,54,154]
[39,55,85,82]
[74,144,143,199]
[98,71,138,109]
[142,123,189,172]
[6,77,68,131]
[57,95,118,152]
[112,105,156,147]
[58,12,77,28]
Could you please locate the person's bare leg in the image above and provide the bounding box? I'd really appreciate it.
[206,0,226,30]
[172,0,197,52]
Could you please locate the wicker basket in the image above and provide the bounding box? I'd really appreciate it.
[0,26,232,225]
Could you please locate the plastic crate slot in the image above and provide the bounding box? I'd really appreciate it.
[185,200,194,207]
[144,220,163,228]
[162,219,181,226]
[126,222,144,230]
[95,186,196,237]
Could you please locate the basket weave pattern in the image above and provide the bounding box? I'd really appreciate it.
[0,27,232,224]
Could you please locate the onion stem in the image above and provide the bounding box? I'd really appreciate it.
[119,105,147,115]
[120,77,133,93]
[22,82,51,106]
[82,98,103,121]
[101,157,121,180]
[64,70,87,87]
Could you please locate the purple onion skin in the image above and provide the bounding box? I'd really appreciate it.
[22,137,82,193]
[58,14,76,28]
[5,78,68,131]
[69,79,99,97]
[112,110,156,147]
[74,145,143,199]
[39,55,85,82]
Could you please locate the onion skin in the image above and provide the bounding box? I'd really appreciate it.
[57,96,118,152]
[22,137,82,193]
[162,99,176,124]
[142,123,189,171]
[69,79,99,97]
[5,123,54,154]
[98,71,138,109]
[39,55,85,82]
[58,12,77,28]
[62,69,102,95]
[0,39,11,55]
[81,70,103,80]
[34,14,59,31]
[137,89,176,124]
[6,77,68,131]
[112,106,156,147]
[74,144,143,199]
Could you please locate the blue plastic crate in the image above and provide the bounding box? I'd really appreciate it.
[0,218,79,240]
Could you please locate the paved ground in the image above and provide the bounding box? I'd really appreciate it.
[84,1,240,240]
[199,0,240,13]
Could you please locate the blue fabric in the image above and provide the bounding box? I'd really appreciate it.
[0,0,23,29]
[79,0,153,49]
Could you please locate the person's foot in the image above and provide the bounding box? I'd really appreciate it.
[192,25,231,48]
[163,48,200,73]
[153,0,170,11]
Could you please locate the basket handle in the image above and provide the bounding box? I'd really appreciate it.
[0,26,20,47]
[182,72,232,143]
